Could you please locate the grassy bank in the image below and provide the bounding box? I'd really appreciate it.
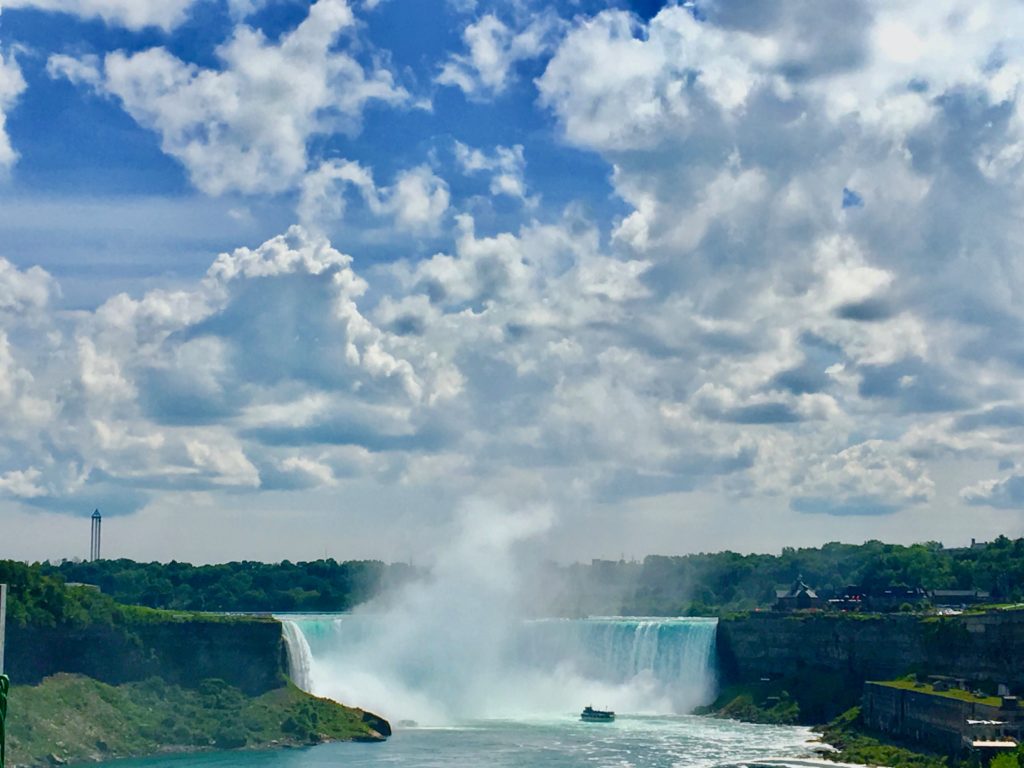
[873,679,1002,707]
[6,674,388,768]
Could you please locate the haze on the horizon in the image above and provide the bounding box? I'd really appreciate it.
[0,0,1023,564]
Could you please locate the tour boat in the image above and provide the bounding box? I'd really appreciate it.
[580,706,615,722]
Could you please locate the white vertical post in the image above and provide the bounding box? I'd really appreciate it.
[0,583,7,674]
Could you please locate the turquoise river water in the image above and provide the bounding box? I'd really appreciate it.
[111,715,819,768]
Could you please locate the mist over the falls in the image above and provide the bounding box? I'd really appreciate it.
[280,502,717,724]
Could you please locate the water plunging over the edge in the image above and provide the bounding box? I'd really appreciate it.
[279,615,717,725]
[280,619,314,692]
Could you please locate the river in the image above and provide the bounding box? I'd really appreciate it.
[108,715,819,768]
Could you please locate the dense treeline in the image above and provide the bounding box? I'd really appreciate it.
[553,536,1024,616]
[5,536,1024,620]
[42,558,418,613]
[0,560,153,628]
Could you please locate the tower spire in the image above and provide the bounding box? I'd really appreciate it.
[90,509,102,562]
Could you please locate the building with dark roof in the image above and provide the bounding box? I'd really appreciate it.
[775,576,821,611]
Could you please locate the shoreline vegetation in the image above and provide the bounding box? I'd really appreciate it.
[6,674,389,768]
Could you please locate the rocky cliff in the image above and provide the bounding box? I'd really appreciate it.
[5,614,286,694]
[715,610,1024,720]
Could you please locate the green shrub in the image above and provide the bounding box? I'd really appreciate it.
[213,728,247,749]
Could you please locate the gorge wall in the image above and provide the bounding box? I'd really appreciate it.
[716,610,1024,720]
[5,615,287,694]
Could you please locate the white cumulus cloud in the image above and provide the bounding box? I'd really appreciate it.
[50,0,408,195]
[10,0,1024,554]
[962,475,1024,509]
[438,11,562,98]
[0,52,26,171]
[299,160,449,234]
[3,0,199,30]
[454,141,531,202]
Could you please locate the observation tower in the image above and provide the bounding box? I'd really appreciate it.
[89,509,102,562]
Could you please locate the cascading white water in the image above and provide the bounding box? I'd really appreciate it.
[278,614,717,724]
[281,618,314,692]
[517,617,717,693]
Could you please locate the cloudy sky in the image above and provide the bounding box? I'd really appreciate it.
[0,0,1022,564]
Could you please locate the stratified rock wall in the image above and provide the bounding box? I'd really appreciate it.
[5,617,286,694]
[717,611,1024,691]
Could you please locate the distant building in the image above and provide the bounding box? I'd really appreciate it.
[864,681,1023,756]
[943,538,991,554]
[827,584,865,611]
[824,584,926,612]
[866,585,928,612]
[775,577,821,611]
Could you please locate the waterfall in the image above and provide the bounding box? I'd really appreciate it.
[277,614,717,723]
[281,619,314,692]
[517,618,718,691]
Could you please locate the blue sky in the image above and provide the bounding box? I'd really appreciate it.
[0,0,1023,563]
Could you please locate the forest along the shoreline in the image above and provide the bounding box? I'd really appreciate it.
[26,536,1024,616]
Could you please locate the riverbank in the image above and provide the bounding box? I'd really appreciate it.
[5,674,390,768]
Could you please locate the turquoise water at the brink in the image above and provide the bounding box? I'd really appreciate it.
[111,715,818,768]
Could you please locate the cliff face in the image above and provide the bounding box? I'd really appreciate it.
[716,611,1024,720]
[5,616,286,694]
